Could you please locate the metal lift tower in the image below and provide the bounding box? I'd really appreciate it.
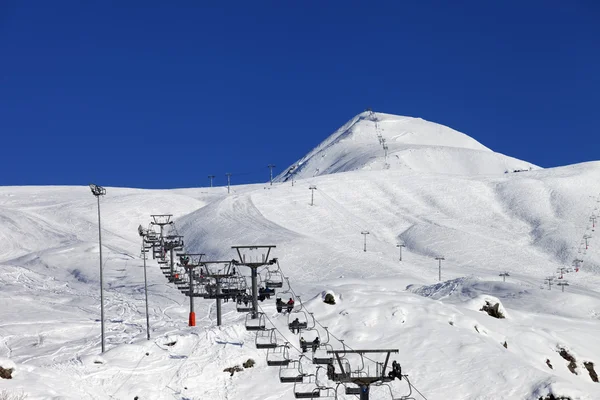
[178,253,205,326]
[231,245,277,319]
[163,235,184,282]
[199,261,237,326]
[150,214,173,251]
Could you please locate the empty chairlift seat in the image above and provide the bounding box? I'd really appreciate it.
[245,312,266,331]
[294,374,321,399]
[279,360,304,383]
[266,344,290,366]
[312,344,334,365]
[265,268,284,288]
[255,329,278,349]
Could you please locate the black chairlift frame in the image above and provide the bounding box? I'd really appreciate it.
[177,253,205,323]
[327,349,399,400]
[231,245,277,319]
[197,260,237,326]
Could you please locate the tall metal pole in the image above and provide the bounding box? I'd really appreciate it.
[268,164,275,186]
[251,268,258,318]
[97,195,105,353]
[226,173,231,194]
[188,266,195,327]
[309,185,317,206]
[396,243,405,261]
[360,385,369,400]
[169,248,174,282]
[436,257,445,282]
[142,237,150,340]
[215,278,222,326]
[361,231,370,252]
[208,175,215,188]
[90,184,106,353]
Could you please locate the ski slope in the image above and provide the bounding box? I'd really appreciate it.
[1,113,600,400]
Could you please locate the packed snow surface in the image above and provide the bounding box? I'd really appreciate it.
[1,113,600,400]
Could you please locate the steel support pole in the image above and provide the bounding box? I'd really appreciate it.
[251,268,258,319]
[97,195,105,353]
[439,259,442,282]
[170,248,174,282]
[363,235,367,252]
[360,385,369,400]
[142,238,150,340]
[188,267,195,326]
[215,278,222,326]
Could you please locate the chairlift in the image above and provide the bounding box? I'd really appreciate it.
[266,343,290,366]
[344,385,361,395]
[313,343,334,365]
[288,308,313,334]
[237,302,254,313]
[294,374,321,398]
[245,312,266,331]
[265,267,284,288]
[325,357,352,382]
[256,329,278,349]
[279,359,304,383]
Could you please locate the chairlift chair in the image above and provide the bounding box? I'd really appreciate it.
[344,385,361,395]
[294,374,321,398]
[288,309,311,333]
[266,343,291,366]
[255,329,278,349]
[265,268,284,288]
[245,312,266,331]
[312,343,334,365]
[279,359,304,383]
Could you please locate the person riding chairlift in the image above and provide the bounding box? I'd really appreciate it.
[299,337,307,353]
[276,298,283,313]
[286,297,295,313]
[311,337,320,352]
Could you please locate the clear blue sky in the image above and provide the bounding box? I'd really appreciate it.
[1,1,599,188]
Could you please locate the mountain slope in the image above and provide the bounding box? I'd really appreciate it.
[277,111,538,181]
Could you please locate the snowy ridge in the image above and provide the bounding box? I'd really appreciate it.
[277,111,538,181]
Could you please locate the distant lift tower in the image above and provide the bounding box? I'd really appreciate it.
[328,348,400,400]
[267,164,276,186]
[231,245,277,319]
[436,256,445,282]
[361,231,370,252]
[396,243,405,261]
[150,214,172,242]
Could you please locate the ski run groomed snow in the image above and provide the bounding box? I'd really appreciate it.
[1,112,600,400]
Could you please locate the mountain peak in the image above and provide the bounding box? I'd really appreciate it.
[277,111,537,181]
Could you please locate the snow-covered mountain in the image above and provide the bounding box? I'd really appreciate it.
[1,113,600,400]
[277,111,538,181]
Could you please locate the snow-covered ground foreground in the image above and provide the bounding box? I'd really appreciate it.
[1,113,600,400]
